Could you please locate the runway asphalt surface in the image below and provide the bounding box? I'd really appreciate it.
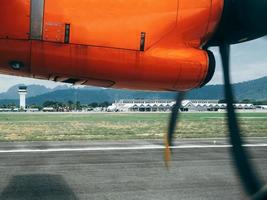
[0,138,267,200]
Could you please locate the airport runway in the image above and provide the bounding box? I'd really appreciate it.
[0,139,267,200]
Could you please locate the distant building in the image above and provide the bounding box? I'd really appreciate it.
[43,107,55,112]
[0,108,12,112]
[255,105,267,110]
[26,108,40,112]
[108,99,175,112]
[18,86,27,110]
[107,99,256,112]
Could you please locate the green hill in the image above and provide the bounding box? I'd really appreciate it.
[1,76,267,105]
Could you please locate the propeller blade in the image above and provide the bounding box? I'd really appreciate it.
[219,44,265,198]
[164,91,186,167]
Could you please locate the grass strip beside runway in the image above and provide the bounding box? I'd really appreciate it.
[0,112,266,141]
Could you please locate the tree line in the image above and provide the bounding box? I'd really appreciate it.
[0,101,111,111]
[1,99,267,110]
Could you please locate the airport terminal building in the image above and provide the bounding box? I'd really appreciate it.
[107,99,256,112]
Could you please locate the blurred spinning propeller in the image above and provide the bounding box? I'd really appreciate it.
[165,0,267,199]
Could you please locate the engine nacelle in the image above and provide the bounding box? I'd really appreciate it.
[0,0,223,91]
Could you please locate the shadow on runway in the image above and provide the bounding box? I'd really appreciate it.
[0,174,78,200]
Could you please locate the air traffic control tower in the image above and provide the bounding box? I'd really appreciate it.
[18,86,27,110]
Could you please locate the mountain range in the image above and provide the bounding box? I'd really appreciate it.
[1,76,267,105]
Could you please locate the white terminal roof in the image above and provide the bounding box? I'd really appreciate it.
[109,99,255,111]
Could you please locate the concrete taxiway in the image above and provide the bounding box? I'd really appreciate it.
[0,138,266,200]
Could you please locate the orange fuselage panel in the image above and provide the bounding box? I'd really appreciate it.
[0,0,223,91]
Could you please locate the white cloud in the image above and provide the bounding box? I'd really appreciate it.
[0,75,64,92]
[209,38,267,84]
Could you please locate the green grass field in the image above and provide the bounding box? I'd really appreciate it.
[0,112,266,142]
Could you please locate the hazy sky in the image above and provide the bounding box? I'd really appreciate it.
[0,38,266,92]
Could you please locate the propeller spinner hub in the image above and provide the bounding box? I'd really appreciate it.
[208,0,267,45]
